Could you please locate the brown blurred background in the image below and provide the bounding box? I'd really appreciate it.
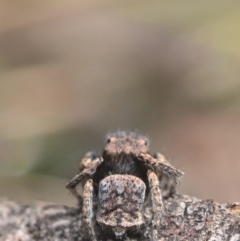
[0,0,240,206]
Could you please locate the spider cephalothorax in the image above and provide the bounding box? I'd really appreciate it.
[66,131,184,241]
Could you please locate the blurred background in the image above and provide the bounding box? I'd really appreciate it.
[1,0,240,206]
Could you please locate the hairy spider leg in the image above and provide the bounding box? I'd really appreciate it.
[147,170,163,241]
[154,152,184,195]
[83,179,97,241]
[137,153,184,186]
[65,156,104,200]
[78,151,96,171]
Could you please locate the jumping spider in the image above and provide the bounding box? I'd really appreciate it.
[66,131,184,241]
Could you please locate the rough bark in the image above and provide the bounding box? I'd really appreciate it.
[0,194,240,241]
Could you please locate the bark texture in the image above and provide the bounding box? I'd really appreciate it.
[0,194,240,241]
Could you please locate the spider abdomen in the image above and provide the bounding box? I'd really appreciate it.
[96,174,146,238]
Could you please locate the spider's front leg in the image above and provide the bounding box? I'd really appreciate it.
[78,151,96,171]
[137,153,184,188]
[66,152,103,200]
[147,170,162,241]
[83,179,97,241]
[154,152,183,196]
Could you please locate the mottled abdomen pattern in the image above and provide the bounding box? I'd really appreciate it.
[97,175,146,236]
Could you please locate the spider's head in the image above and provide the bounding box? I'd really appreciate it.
[104,131,149,156]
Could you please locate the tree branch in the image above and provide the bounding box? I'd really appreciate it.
[0,194,240,241]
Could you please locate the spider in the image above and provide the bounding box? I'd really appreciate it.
[66,131,184,241]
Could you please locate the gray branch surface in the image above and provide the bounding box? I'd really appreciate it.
[0,194,240,241]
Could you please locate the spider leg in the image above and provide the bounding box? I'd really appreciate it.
[66,155,103,199]
[154,152,183,196]
[137,152,184,186]
[147,170,163,241]
[78,151,96,171]
[83,179,97,241]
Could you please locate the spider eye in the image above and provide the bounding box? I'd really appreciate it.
[107,137,116,143]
